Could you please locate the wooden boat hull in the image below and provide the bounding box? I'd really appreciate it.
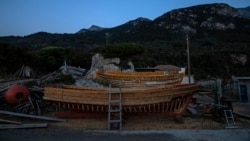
[44,84,199,116]
[96,70,184,87]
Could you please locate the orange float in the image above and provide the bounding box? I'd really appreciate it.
[4,85,29,105]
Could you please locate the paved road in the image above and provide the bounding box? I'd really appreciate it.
[1,128,250,141]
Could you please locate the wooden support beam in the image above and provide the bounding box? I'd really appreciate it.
[0,110,66,122]
[0,123,47,129]
[0,119,21,124]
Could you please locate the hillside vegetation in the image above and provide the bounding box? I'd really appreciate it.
[0,41,249,79]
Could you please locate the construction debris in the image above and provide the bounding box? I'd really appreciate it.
[0,110,65,122]
[14,65,33,78]
[0,70,66,130]
[59,60,86,78]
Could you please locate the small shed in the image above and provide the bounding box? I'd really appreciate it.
[232,76,250,102]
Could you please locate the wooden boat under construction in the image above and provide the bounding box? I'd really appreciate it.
[43,84,199,116]
[95,70,185,87]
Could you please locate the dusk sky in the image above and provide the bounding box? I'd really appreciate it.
[1,0,250,36]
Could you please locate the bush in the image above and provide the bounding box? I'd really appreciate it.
[102,43,144,58]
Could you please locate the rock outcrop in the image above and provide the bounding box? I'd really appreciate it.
[85,53,120,79]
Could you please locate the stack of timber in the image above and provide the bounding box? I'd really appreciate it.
[43,84,199,116]
[96,70,184,87]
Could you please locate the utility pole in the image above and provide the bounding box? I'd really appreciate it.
[186,34,191,84]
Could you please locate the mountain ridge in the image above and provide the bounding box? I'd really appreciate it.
[0,3,249,49]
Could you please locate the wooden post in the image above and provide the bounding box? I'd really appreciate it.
[186,34,191,84]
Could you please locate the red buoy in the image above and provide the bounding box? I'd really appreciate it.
[4,85,29,105]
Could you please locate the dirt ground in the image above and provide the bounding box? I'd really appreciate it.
[50,115,250,130]
[1,107,250,130]
[1,115,250,141]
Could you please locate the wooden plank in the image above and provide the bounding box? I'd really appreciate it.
[0,110,66,122]
[0,119,21,124]
[0,123,47,129]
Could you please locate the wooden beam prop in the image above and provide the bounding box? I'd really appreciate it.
[0,123,47,129]
[0,110,66,122]
[0,119,21,124]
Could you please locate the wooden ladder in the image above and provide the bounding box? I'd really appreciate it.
[224,109,239,129]
[108,83,122,130]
